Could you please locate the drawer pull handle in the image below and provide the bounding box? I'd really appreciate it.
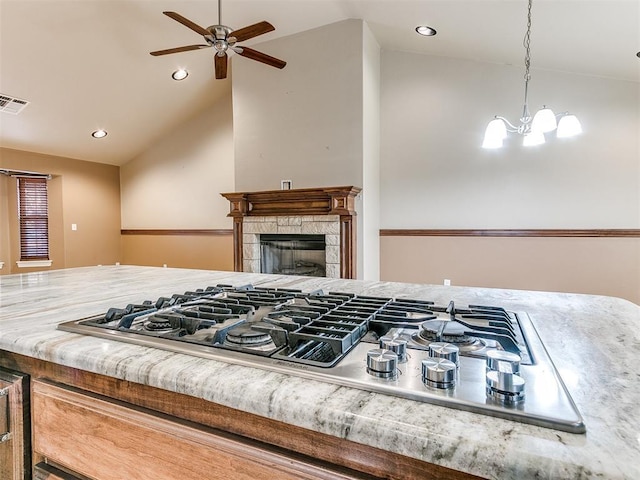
[0,387,11,443]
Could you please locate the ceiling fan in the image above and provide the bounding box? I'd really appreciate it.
[150,1,286,80]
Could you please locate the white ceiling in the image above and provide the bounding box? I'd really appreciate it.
[1,0,638,166]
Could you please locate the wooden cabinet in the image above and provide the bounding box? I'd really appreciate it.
[0,367,30,480]
[31,379,362,480]
[1,351,480,480]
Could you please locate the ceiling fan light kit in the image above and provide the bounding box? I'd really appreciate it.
[150,0,286,80]
[482,0,581,149]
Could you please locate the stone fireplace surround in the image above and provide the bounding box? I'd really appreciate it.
[221,186,361,279]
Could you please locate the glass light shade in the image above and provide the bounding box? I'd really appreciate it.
[557,115,582,138]
[523,130,545,146]
[482,119,507,148]
[531,107,557,133]
[482,136,503,149]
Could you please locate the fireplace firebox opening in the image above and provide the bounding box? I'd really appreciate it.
[260,234,326,277]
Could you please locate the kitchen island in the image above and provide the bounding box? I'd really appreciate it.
[0,266,638,479]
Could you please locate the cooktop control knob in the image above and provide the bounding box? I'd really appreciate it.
[486,370,525,404]
[486,350,525,404]
[421,358,457,389]
[379,336,407,362]
[428,342,459,367]
[367,349,398,379]
[487,349,521,375]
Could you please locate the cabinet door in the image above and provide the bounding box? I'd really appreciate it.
[32,379,361,480]
[0,368,30,480]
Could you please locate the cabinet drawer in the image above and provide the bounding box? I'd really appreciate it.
[32,379,359,480]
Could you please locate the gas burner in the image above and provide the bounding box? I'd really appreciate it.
[413,320,487,353]
[143,316,176,332]
[224,324,276,351]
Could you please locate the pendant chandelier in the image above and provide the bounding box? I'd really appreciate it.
[482,0,582,149]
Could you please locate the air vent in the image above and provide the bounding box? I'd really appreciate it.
[0,94,29,115]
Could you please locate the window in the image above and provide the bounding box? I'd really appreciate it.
[17,177,49,261]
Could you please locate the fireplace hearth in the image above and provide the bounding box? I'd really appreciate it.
[221,186,361,279]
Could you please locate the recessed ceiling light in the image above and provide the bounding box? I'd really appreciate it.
[636,51,640,58]
[91,129,107,139]
[415,25,437,37]
[172,68,189,81]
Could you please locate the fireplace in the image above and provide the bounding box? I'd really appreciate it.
[260,234,326,277]
[221,186,361,278]
[242,215,340,276]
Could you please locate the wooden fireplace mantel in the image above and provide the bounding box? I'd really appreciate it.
[220,186,361,218]
[220,186,361,278]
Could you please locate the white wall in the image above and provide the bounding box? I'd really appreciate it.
[120,92,235,229]
[233,19,382,280]
[380,51,640,229]
[232,19,364,192]
[361,23,380,280]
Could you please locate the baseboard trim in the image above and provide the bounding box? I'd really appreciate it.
[379,229,640,238]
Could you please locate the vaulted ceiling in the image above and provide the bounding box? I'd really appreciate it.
[1,0,638,166]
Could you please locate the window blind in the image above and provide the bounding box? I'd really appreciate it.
[17,177,49,260]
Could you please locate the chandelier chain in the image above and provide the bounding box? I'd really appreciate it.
[519,0,534,125]
[523,0,532,82]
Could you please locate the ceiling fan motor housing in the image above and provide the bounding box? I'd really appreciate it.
[207,25,235,53]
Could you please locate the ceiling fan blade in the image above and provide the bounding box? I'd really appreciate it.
[236,47,286,69]
[150,44,210,56]
[230,21,275,42]
[163,11,211,37]
[215,53,228,79]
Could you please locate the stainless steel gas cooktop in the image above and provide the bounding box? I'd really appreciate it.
[58,284,585,433]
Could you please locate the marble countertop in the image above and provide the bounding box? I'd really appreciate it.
[1,266,638,479]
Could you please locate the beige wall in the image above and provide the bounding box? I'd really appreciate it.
[381,235,640,305]
[119,89,235,271]
[120,91,234,230]
[121,234,233,271]
[0,148,121,274]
